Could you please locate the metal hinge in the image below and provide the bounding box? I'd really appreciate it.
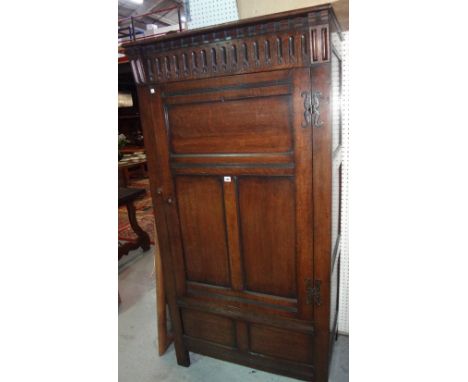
[301,91,324,128]
[306,279,321,306]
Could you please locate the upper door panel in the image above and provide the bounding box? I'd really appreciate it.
[163,70,293,155]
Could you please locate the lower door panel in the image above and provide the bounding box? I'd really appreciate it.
[180,306,315,381]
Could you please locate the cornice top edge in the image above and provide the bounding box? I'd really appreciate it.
[122,4,334,49]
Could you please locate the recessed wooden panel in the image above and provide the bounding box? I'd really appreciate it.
[175,176,230,286]
[238,177,296,298]
[167,95,292,154]
[181,309,236,347]
[249,323,313,364]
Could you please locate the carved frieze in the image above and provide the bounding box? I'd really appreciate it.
[125,9,333,85]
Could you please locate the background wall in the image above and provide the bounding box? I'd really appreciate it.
[236,0,348,30]
[339,31,349,334]
[187,0,239,29]
[236,0,337,18]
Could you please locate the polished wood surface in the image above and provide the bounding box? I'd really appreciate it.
[249,323,314,364]
[126,5,343,381]
[175,176,230,286]
[238,177,296,297]
[154,223,174,356]
[169,94,292,154]
[181,308,236,347]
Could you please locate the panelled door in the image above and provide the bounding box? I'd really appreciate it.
[146,67,316,368]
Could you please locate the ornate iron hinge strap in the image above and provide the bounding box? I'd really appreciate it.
[305,279,322,306]
[311,91,324,128]
[301,91,324,128]
[301,91,312,128]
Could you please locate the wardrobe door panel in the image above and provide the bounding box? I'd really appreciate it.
[181,308,236,347]
[238,177,296,298]
[175,176,230,287]
[249,323,314,364]
[168,95,292,154]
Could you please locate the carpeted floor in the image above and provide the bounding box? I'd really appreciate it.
[119,178,155,244]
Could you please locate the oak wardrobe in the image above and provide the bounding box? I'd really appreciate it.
[125,4,343,381]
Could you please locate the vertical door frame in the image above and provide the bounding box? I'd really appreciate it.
[310,61,333,382]
[137,85,190,366]
[292,67,315,321]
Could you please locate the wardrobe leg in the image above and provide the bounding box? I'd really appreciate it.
[166,307,189,366]
[164,295,190,366]
[174,344,190,366]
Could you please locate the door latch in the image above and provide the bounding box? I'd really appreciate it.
[305,279,322,306]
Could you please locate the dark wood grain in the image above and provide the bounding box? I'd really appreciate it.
[249,323,314,364]
[310,61,333,382]
[238,177,296,298]
[164,83,292,106]
[235,321,249,352]
[183,336,314,381]
[127,4,343,381]
[163,68,292,95]
[171,165,294,177]
[223,177,244,291]
[168,94,292,154]
[186,281,297,315]
[154,224,174,356]
[175,176,230,286]
[137,87,190,366]
[181,308,236,347]
[292,68,315,321]
[177,297,313,334]
[170,152,293,165]
[126,30,311,84]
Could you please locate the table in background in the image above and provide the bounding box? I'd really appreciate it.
[118,159,147,187]
[118,187,150,259]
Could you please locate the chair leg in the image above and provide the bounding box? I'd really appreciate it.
[127,202,150,251]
